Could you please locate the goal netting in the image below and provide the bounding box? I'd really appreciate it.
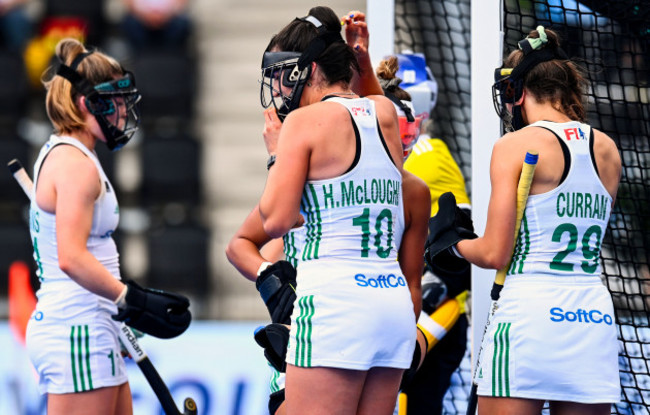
[394,0,650,413]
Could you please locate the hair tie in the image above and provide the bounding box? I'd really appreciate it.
[379,77,403,90]
[302,15,323,28]
[518,25,549,55]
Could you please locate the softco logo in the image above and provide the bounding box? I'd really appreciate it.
[355,273,406,288]
[549,307,613,325]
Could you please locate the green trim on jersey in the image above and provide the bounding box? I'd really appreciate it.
[70,325,94,392]
[269,366,282,393]
[294,295,315,367]
[492,322,511,397]
[283,232,298,268]
[301,185,322,261]
[508,212,531,275]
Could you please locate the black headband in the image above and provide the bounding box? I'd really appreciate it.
[296,15,344,70]
[55,50,97,96]
[70,50,94,70]
[509,47,568,82]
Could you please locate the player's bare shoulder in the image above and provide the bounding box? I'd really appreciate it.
[403,170,431,210]
[592,128,621,167]
[592,128,622,199]
[43,144,97,180]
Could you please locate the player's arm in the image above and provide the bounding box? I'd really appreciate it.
[46,147,191,338]
[226,204,275,281]
[456,136,520,269]
[372,95,405,170]
[227,204,297,324]
[50,146,125,300]
[259,110,310,238]
[399,171,431,318]
[342,11,383,97]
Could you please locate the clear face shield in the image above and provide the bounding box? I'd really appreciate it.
[395,101,424,159]
[260,51,310,121]
[86,72,142,151]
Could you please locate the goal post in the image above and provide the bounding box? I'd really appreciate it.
[367,0,502,378]
[372,1,650,413]
[469,0,502,375]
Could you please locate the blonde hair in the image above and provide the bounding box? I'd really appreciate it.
[43,38,124,135]
[376,56,411,101]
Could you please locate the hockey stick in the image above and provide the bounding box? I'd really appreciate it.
[466,151,538,415]
[7,158,197,415]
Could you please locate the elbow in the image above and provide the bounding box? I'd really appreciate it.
[224,243,235,265]
[460,239,511,270]
[262,218,288,239]
[225,239,241,266]
[483,251,511,270]
[258,204,290,239]
[58,253,79,276]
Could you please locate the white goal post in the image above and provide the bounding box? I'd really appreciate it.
[366,0,503,373]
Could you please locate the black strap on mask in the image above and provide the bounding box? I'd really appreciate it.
[55,50,98,98]
[383,90,415,122]
[509,47,567,82]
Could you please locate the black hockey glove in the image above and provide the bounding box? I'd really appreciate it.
[112,280,191,339]
[254,323,289,372]
[421,270,448,314]
[256,261,297,325]
[268,389,286,415]
[424,192,477,276]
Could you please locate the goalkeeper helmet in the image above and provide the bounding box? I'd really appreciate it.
[395,52,438,120]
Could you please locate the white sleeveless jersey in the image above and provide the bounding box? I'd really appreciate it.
[296,97,405,264]
[507,120,612,280]
[29,135,121,319]
[476,121,620,402]
[286,97,415,371]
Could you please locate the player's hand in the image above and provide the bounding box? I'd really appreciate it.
[113,280,191,339]
[341,11,370,61]
[424,192,477,273]
[421,270,448,314]
[263,108,282,153]
[256,260,297,324]
[254,323,290,372]
[292,214,304,229]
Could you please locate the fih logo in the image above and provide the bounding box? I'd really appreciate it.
[355,273,406,288]
[549,307,613,324]
[349,106,371,117]
[564,127,586,141]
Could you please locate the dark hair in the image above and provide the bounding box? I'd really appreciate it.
[269,6,360,85]
[376,56,411,101]
[505,27,587,122]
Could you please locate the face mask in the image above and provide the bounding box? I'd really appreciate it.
[57,62,142,151]
[260,51,309,122]
[85,73,141,150]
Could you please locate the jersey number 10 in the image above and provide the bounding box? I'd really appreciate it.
[352,208,394,258]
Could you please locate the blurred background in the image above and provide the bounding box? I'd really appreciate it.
[0,2,365,414]
[0,0,364,322]
[1,0,648,414]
